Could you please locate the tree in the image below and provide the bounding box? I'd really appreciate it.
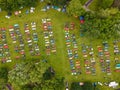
[45,0,68,6]
[8,60,64,90]
[70,82,83,90]
[82,82,94,90]
[98,8,119,18]
[43,67,55,80]
[8,61,49,86]
[80,11,120,39]
[0,67,8,80]
[99,0,114,9]
[0,0,39,12]
[67,0,86,17]
[89,0,114,11]
[0,67,9,90]
[80,0,88,5]
[70,82,95,90]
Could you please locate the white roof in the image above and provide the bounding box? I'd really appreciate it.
[109,81,118,88]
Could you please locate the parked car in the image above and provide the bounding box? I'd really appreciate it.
[65,81,69,90]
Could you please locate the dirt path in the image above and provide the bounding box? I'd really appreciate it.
[83,0,94,11]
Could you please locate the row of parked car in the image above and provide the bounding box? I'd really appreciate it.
[42,18,56,55]
[113,40,120,72]
[103,41,111,75]
[0,28,11,63]
[64,22,81,75]
[9,24,26,60]
[24,22,40,56]
[82,44,96,75]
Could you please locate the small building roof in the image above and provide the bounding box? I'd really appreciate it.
[109,81,118,88]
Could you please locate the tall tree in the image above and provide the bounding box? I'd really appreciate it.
[70,82,83,90]
[67,0,85,17]
[0,0,39,12]
[70,82,95,90]
[8,61,49,86]
[89,0,114,11]
[8,61,64,90]
[45,0,67,6]
[81,12,120,39]
[0,67,9,90]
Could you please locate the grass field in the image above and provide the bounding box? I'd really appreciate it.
[0,2,120,90]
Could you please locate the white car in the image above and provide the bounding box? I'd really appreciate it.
[65,82,69,90]
[28,40,32,43]
[98,82,103,86]
[25,30,29,32]
[9,29,14,31]
[6,60,12,62]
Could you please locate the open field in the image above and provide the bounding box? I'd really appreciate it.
[0,3,120,90]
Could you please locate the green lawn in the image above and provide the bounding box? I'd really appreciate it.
[0,2,120,90]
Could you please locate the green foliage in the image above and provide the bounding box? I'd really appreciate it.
[0,0,39,11]
[0,67,8,80]
[0,67,8,90]
[23,0,39,7]
[8,61,49,86]
[82,82,94,90]
[98,8,119,18]
[100,0,114,9]
[89,0,114,11]
[45,0,67,6]
[70,82,82,90]
[21,76,64,90]
[43,67,55,80]
[22,84,34,90]
[80,0,88,5]
[70,82,94,90]
[8,60,64,90]
[67,0,86,16]
[81,12,120,39]
[88,0,101,11]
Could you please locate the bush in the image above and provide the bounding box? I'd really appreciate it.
[70,82,94,90]
[0,67,8,80]
[89,0,114,11]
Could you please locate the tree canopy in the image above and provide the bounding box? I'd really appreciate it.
[80,11,120,39]
[8,61,49,86]
[67,0,85,17]
[89,0,114,11]
[45,0,68,6]
[70,82,94,90]
[0,67,9,89]
[0,0,39,11]
[0,67,8,80]
[8,61,64,90]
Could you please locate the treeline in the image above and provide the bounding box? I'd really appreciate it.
[80,11,120,39]
[67,0,120,39]
[0,0,70,12]
[45,0,70,6]
[0,0,39,12]
[8,61,64,90]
